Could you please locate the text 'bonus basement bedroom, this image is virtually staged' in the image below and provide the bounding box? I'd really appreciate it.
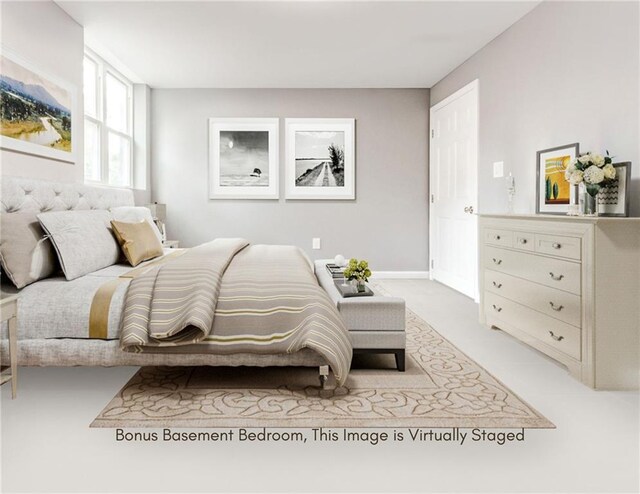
[0,1,639,494]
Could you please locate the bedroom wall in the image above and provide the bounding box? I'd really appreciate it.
[151,89,430,271]
[431,1,640,216]
[0,0,84,183]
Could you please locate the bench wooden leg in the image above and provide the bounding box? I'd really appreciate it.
[394,350,405,372]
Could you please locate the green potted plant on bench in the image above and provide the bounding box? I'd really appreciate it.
[343,258,372,293]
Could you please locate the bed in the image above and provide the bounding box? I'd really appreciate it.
[0,177,351,386]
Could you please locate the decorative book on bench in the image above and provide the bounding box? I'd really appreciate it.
[334,280,374,298]
[326,263,346,278]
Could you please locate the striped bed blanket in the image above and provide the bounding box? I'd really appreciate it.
[120,239,352,385]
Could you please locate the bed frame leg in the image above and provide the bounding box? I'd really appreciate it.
[319,365,329,388]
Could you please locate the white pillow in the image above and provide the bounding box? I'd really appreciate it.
[0,212,58,289]
[110,206,163,243]
[37,210,121,281]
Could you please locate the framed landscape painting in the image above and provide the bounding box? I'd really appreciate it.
[285,118,355,200]
[209,118,279,199]
[535,142,579,214]
[0,47,76,163]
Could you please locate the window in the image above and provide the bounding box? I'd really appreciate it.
[83,51,133,187]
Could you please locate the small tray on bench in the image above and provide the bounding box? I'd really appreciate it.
[334,280,374,298]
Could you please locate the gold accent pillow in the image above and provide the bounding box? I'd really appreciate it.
[110,219,164,267]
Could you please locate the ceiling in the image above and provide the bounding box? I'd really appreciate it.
[56,1,540,88]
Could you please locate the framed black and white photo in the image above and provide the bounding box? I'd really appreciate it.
[285,118,355,200]
[598,162,631,217]
[0,47,77,164]
[209,118,279,199]
[535,142,579,214]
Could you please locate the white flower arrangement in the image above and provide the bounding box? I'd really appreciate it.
[565,151,616,186]
[583,165,605,184]
[603,163,616,179]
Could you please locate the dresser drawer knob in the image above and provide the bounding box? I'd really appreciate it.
[552,242,562,249]
[549,302,564,311]
[549,331,564,342]
[492,258,502,265]
[519,238,527,244]
[495,235,501,240]
[492,304,502,312]
[549,272,564,281]
[492,281,502,288]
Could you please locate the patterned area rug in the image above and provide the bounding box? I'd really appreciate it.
[92,309,554,428]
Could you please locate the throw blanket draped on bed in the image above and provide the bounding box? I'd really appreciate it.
[120,239,352,385]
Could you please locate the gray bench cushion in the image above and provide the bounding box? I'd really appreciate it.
[315,260,406,343]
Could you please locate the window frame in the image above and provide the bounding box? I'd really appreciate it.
[83,49,134,188]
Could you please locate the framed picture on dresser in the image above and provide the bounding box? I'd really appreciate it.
[535,142,579,214]
[208,117,279,199]
[598,161,631,217]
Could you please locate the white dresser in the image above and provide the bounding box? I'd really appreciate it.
[479,214,640,390]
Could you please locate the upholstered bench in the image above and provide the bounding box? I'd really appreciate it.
[314,260,407,371]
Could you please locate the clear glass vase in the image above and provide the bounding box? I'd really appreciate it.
[351,278,366,293]
[581,183,600,216]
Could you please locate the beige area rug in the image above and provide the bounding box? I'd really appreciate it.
[92,309,554,429]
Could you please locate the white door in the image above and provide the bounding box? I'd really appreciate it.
[429,80,479,300]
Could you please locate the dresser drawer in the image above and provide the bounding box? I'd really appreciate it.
[484,269,581,327]
[484,228,513,248]
[512,231,535,252]
[485,292,581,360]
[484,246,581,295]
[535,234,581,260]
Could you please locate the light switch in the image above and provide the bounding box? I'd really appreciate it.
[493,161,504,178]
[312,238,321,250]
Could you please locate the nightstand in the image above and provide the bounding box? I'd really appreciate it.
[1,295,18,399]
[163,240,180,249]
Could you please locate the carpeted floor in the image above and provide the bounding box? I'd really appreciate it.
[92,308,554,428]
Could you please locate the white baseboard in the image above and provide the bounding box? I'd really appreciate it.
[371,271,430,280]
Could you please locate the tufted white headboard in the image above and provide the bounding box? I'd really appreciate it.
[0,176,134,214]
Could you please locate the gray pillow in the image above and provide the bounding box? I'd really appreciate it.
[0,213,58,289]
[37,210,120,281]
[110,206,162,243]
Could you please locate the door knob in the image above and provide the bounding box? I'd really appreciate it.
[464,206,474,214]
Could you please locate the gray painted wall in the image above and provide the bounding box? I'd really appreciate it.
[431,1,640,216]
[151,89,430,271]
[0,0,84,183]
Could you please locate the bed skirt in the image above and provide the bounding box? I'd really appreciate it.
[0,339,327,368]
